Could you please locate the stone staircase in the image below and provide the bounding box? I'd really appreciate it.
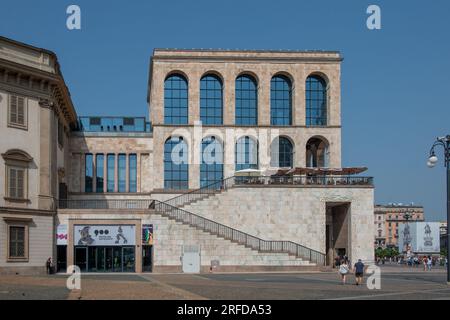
[151,213,317,272]
[152,178,327,268]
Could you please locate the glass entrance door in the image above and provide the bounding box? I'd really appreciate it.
[74,247,87,272]
[105,247,113,272]
[57,245,67,273]
[142,246,153,272]
[122,247,135,272]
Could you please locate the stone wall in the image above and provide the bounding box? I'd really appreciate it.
[182,186,375,262]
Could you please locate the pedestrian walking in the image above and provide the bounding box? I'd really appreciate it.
[353,259,365,286]
[427,256,432,271]
[338,260,350,285]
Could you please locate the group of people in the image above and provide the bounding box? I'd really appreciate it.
[335,256,365,285]
[404,255,446,271]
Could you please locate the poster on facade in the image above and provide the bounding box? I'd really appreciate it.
[142,224,153,245]
[74,225,136,246]
[398,222,440,253]
[56,224,68,245]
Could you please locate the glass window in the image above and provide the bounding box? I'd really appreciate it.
[164,137,189,189]
[85,154,93,193]
[164,74,188,124]
[118,154,126,192]
[270,75,292,125]
[270,137,293,168]
[235,136,258,171]
[306,75,327,126]
[96,154,104,193]
[200,74,223,125]
[235,75,257,125]
[107,154,115,192]
[200,137,223,187]
[9,226,25,258]
[129,154,137,193]
[7,166,25,199]
[8,95,27,128]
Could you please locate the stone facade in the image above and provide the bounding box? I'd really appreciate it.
[0,36,76,274]
[1,38,375,274]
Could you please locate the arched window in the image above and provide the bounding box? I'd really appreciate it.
[270,75,292,125]
[306,75,327,126]
[164,136,188,189]
[200,136,224,187]
[235,136,258,171]
[270,137,293,168]
[164,74,188,125]
[200,74,223,125]
[235,75,258,125]
[306,137,329,168]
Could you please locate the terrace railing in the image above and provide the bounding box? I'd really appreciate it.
[58,199,155,209]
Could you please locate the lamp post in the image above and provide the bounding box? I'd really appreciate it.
[427,135,450,284]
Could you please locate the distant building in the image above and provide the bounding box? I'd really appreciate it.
[440,221,447,253]
[374,204,424,249]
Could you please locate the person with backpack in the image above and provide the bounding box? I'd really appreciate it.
[354,259,365,286]
[338,260,350,285]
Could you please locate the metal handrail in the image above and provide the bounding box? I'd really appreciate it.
[58,199,154,209]
[153,200,326,265]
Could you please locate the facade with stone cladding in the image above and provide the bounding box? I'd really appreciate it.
[1,37,374,274]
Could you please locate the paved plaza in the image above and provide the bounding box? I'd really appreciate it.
[0,265,449,300]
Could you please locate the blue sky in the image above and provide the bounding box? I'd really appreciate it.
[1,0,449,221]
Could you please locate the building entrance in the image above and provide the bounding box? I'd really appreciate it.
[74,246,135,272]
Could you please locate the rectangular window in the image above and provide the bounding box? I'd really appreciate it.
[107,154,115,192]
[9,226,26,259]
[129,154,137,193]
[85,154,93,193]
[8,95,27,128]
[96,154,104,193]
[7,166,25,199]
[118,154,126,192]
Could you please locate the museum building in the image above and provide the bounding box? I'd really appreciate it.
[0,36,375,274]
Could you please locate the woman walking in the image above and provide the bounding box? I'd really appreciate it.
[338,260,350,285]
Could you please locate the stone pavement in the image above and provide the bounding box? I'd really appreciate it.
[0,264,449,300]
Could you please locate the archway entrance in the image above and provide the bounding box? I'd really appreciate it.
[325,202,350,266]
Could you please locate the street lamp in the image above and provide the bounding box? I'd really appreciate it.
[427,135,450,284]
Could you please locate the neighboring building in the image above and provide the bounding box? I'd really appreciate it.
[0,37,77,274]
[374,204,424,249]
[1,37,375,274]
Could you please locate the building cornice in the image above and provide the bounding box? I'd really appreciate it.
[0,54,78,129]
[0,206,55,216]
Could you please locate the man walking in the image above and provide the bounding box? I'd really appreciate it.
[354,259,365,286]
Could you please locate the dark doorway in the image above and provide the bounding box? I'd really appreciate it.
[74,247,87,272]
[325,203,350,266]
[56,245,67,273]
[142,245,153,272]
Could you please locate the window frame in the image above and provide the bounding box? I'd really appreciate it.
[270,75,292,126]
[2,150,32,202]
[7,94,28,130]
[200,74,223,125]
[6,222,29,262]
[306,75,328,127]
[235,75,258,126]
[164,74,189,125]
